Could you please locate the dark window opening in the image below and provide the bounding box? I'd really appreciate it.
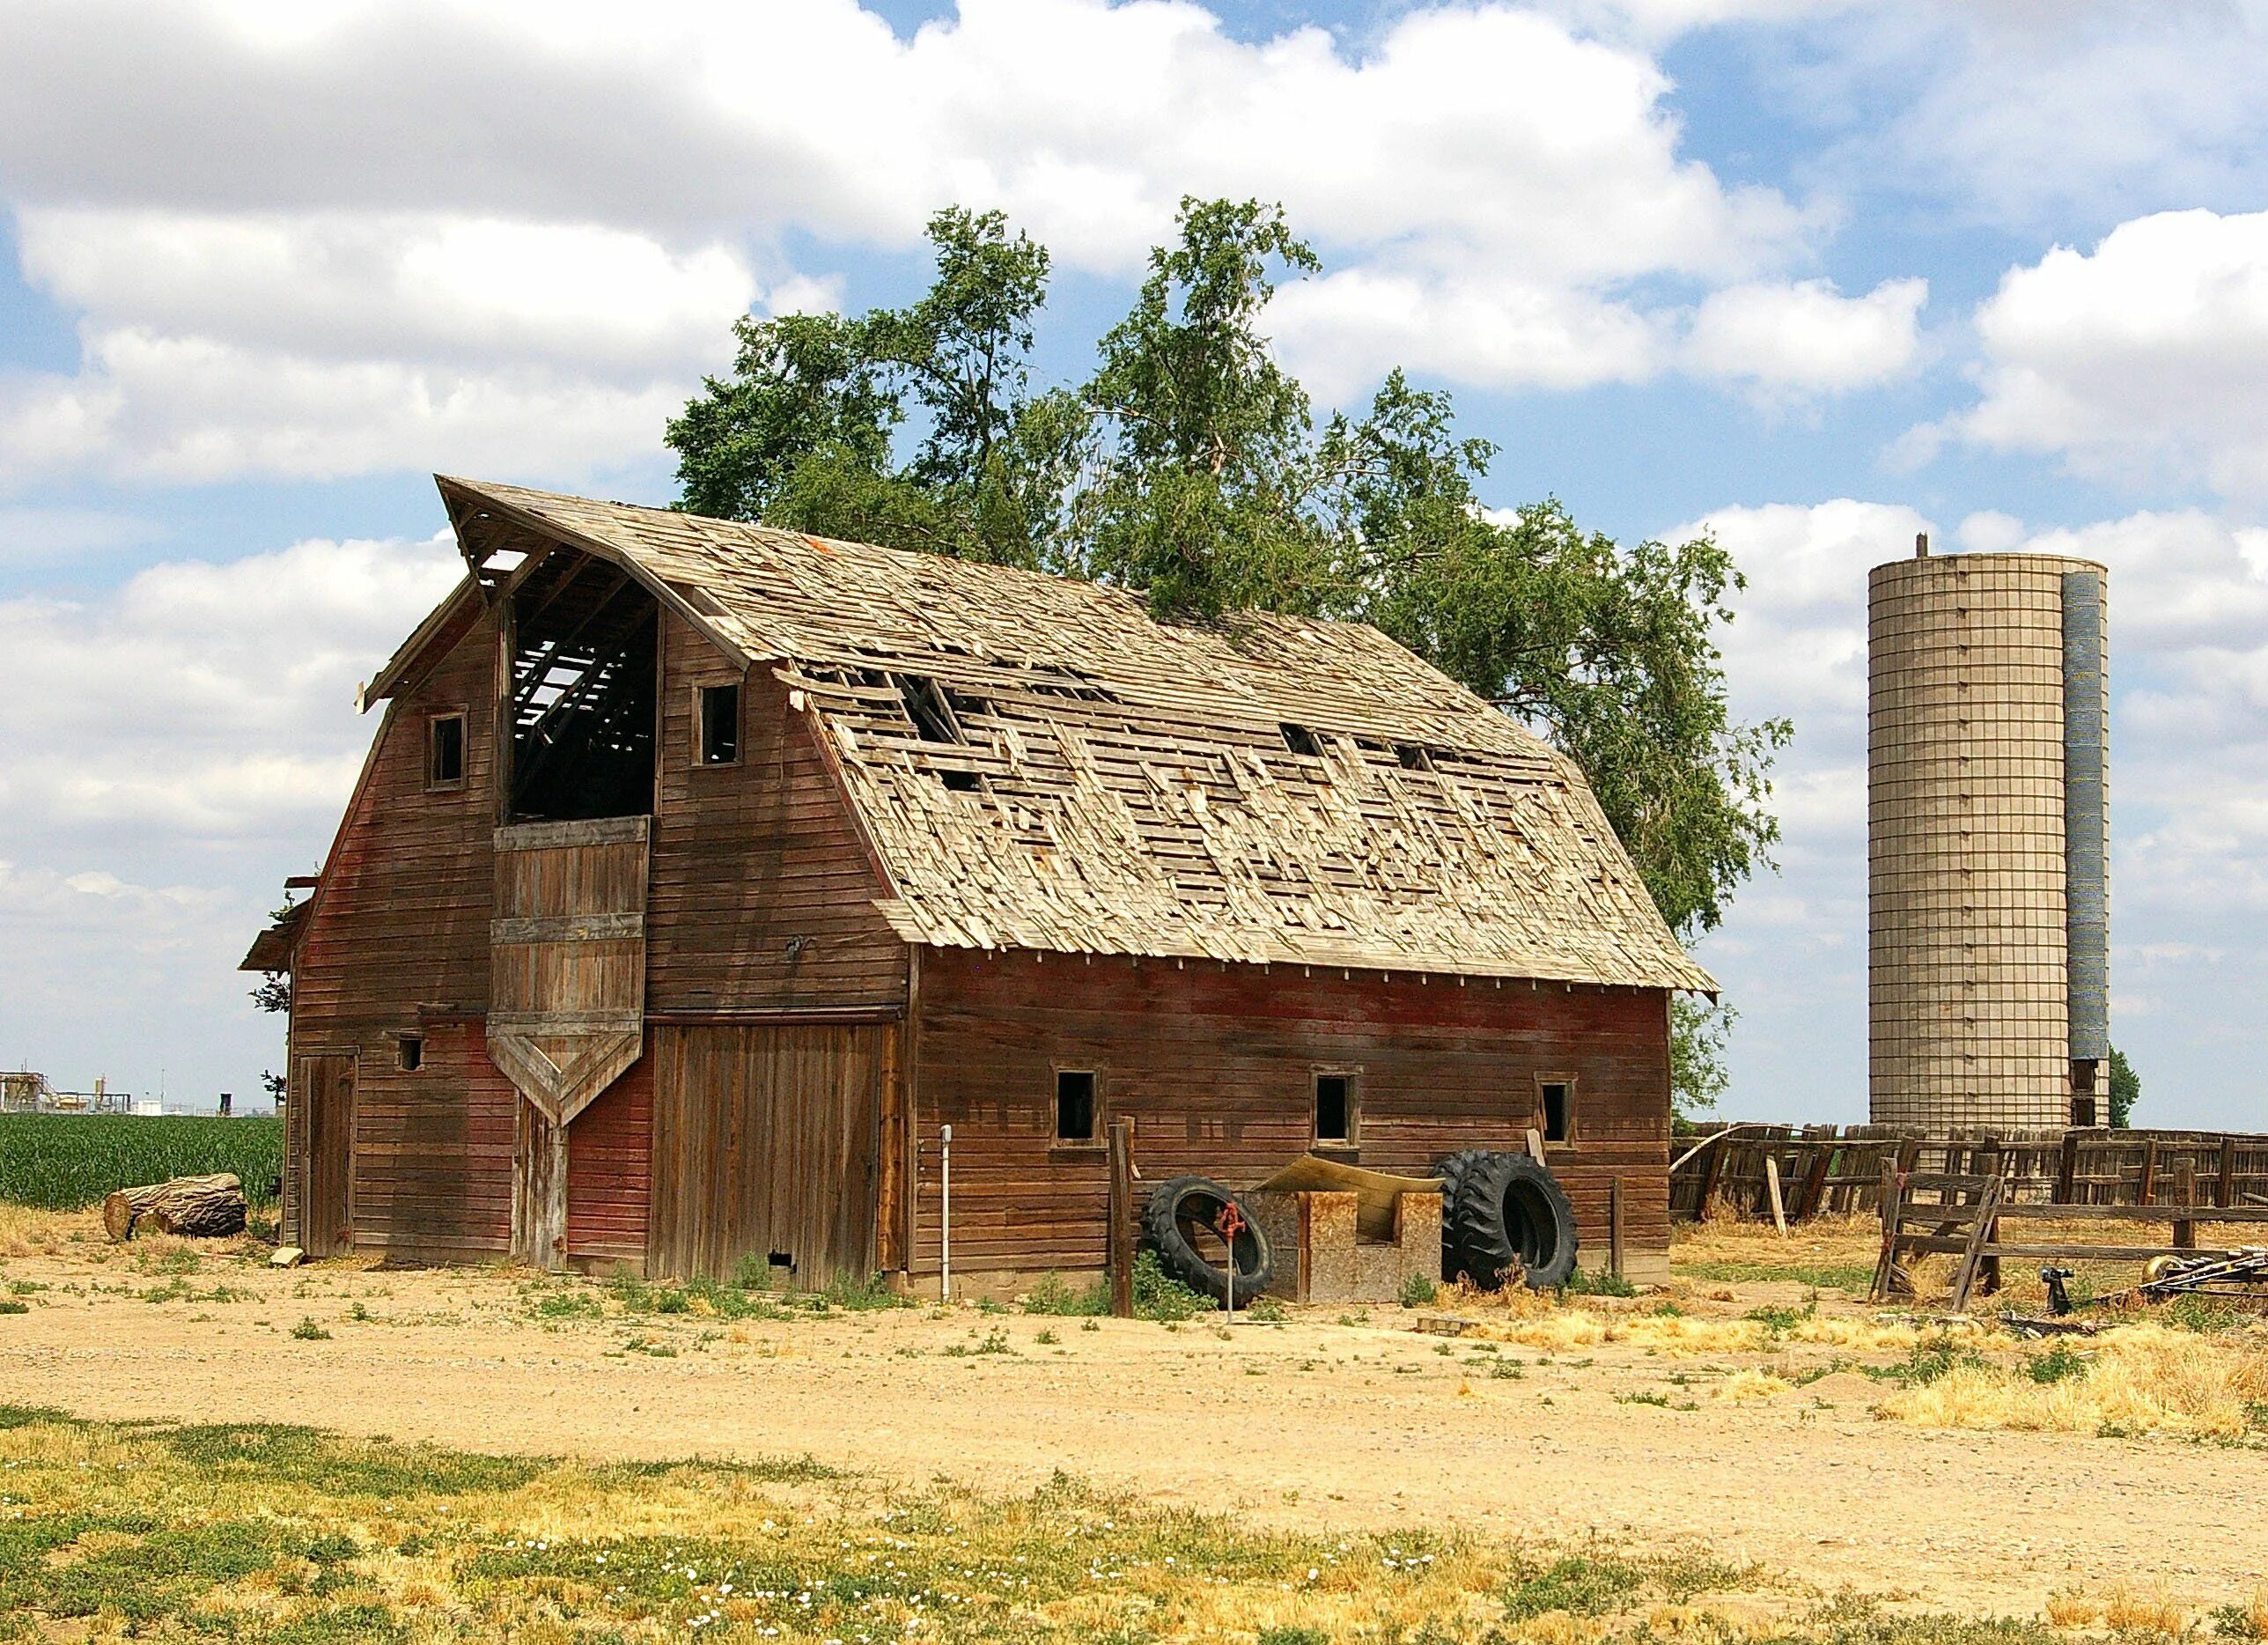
[506,555,658,822]
[397,1034,423,1073]
[698,682,740,765]
[1314,1073,1354,1145]
[2071,1095,2098,1127]
[427,713,465,787]
[1395,742,1433,772]
[1055,1070,1097,1143]
[1279,721,1322,757]
[1540,1080,1572,1143]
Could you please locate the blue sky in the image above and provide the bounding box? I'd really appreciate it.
[5,0,2268,1125]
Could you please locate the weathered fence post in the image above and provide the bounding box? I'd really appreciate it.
[1107,1118,1135,1318]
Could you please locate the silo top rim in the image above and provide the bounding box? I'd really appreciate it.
[1868,550,2108,581]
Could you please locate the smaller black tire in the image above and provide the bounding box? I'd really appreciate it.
[1141,1176,1274,1305]
[1447,1153,1579,1291]
[1432,1148,1493,1280]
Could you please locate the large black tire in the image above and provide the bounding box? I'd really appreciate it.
[1447,1153,1579,1291]
[1141,1176,1274,1305]
[1433,1148,1493,1279]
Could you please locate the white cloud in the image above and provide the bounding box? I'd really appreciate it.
[0,532,460,839]
[1681,277,1926,398]
[1955,210,2268,498]
[0,0,1892,484]
[0,505,161,566]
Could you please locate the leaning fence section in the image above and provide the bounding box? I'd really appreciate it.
[1671,1125,2268,1224]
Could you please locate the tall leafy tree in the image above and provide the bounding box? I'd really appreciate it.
[2107,1045,2140,1128]
[668,207,1074,566]
[668,196,1790,1107]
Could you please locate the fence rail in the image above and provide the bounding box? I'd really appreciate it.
[1671,1125,2268,1224]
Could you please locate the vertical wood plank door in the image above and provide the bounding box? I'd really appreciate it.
[293,1051,357,1258]
[649,1023,888,1287]
[486,815,650,1128]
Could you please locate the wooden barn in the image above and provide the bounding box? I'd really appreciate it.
[244,477,1713,1288]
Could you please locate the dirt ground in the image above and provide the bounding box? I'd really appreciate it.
[2,1212,2261,1620]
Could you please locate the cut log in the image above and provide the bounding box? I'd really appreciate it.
[102,1174,248,1241]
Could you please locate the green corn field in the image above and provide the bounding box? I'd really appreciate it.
[0,1115,283,1211]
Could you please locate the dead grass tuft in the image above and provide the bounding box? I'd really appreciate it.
[1877,1324,2268,1438]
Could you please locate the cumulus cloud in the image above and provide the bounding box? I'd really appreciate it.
[1954,209,2268,498]
[1681,277,1926,399]
[0,531,460,841]
[0,0,1905,484]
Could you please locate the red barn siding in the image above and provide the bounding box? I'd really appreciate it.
[351,1020,515,1259]
[910,948,1671,1277]
[646,612,909,1013]
[567,1053,652,1268]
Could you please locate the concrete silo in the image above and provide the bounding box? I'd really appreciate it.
[1867,539,2109,1131]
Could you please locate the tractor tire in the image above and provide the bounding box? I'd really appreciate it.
[1447,1152,1579,1291]
[1433,1148,1494,1279]
[1141,1176,1274,1305]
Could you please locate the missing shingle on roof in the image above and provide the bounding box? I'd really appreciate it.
[895,673,966,743]
[1395,742,1436,772]
[1279,722,1323,758]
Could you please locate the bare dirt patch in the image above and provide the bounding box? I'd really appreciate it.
[1,1213,2261,1620]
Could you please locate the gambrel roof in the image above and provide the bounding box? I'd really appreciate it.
[384,476,1712,992]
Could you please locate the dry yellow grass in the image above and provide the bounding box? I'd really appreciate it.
[1671,1212,1881,1272]
[1878,1324,2268,1439]
[0,1203,99,1258]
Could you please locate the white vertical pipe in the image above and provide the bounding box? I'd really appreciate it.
[939,1123,953,1303]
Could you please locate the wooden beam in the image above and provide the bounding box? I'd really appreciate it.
[1108,1117,1136,1319]
[512,1099,569,1272]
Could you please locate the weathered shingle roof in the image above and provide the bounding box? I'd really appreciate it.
[431,477,1713,992]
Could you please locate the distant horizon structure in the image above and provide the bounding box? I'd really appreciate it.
[1867,535,2109,1132]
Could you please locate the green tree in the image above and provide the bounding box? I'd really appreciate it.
[667,207,1078,567]
[668,196,1787,1070]
[2107,1045,2140,1128]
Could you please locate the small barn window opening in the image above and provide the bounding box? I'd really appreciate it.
[1539,1078,1573,1143]
[1314,1072,1356,1146]
[505,554,659,822]
[396,1033,423,1073]
[1279,721,1323,757]
[426,713,465,788]
[698,682,740,765]
[1055,1070,1098,1144]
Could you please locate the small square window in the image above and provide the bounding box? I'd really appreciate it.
[397,1034,423,1073]
[427,713,465,788]
[699,683,740,765]
[1055,1070,1097,1143]
[1314,1073,1356,1145]
[1539,1079,1572,1144]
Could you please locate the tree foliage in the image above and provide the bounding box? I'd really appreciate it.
[2107,1045,2140,1129]
[668,195,1788,963]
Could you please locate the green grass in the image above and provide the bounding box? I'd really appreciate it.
[0,1114,281,1210]
[1674,1258,1878,1293]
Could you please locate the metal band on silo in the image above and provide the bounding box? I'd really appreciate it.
[2060,570,2109,1065]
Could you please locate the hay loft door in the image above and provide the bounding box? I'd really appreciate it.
[490,815,651,1267]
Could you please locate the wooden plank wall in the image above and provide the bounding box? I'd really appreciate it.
[912,949,1672,1277]
[567,1055,652,1267]
[647,1023,888,1286]
[292,621,497,1039]
[648,614,909,1013]
[350,1021,515,1260]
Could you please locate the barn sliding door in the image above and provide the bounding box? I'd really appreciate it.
[648,1023,888,1287]
[488,815,650,1267]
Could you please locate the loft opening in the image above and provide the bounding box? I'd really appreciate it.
[505,551,659,822]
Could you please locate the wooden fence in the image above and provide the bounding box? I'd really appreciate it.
[1671,1125,2268,1224]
